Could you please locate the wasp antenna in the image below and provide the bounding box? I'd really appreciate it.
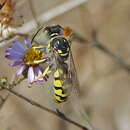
[31,25,45,44]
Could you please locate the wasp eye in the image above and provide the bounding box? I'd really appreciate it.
[0,4,3,9]
[0,1,5,10]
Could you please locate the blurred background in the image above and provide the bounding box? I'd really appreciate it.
[1,0,130,130]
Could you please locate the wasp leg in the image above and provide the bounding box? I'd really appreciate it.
[33,59,47,64]
[32,46,46,49]
[25,59,47,66]
[34,65,52,81]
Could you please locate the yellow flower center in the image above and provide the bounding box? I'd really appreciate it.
[23,46,44,66]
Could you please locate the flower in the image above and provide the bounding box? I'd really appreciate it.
[5,38,48,83]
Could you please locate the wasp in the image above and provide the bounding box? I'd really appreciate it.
[29,25,93,129]
[31,25,79,103]
[0,0,23,40]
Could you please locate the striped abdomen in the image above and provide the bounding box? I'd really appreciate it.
[53,69,68,103]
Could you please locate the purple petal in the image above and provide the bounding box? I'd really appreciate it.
[34,66,43,81]
[6,46,12,51]
[12,41,26,53]
[6,47,24,56]
[16,65,26,76]
[7,46,12,49]
[6,47,13,54]
[24,38,32,48]
[5,54,24,60]
[28,67,34,83]
[13,47,25,54]
[10,60,23,67]
[34,66,40,77]
[6,46,25,55]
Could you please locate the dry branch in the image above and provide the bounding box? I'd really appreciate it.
[73,31,130,72]
[0,78,90,130]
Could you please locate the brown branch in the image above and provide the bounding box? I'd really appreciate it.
[27,0,40,27]
[0,84,89,130]
[72,31,130,73]
[0,94,9,109]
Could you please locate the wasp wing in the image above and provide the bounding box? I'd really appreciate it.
[69,49,80,96]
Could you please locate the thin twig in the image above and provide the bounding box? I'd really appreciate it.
[1,85,89,130]
[72,31,130,72]
[10,77,25,87]
[19,0,87,34]
[0,94,9,109]
[0,77,89,130]
[27,0,40,27]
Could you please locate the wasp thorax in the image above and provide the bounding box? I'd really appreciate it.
[23,47,44,66]
[51,37,69,51]
[51,37,70,60]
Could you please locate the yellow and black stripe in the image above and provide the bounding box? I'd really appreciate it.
[44,25,71,103]
[53,69,68,103]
